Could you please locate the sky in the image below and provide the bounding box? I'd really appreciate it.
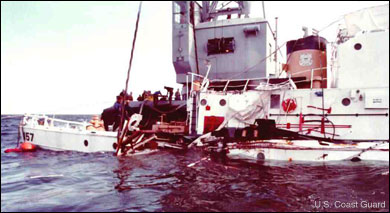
[1,1,387,114]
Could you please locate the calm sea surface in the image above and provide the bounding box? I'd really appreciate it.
[1,115,389,212]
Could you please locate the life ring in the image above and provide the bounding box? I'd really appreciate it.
[128,113,143,131]
[282,98,297,113]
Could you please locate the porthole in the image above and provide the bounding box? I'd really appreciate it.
[257,152,265,161]
[354,43,362,50]
[342,98,351,106]
[84,140,88,147]
[219,99,226,106]
[200,99,207,106]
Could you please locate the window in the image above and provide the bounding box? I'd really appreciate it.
[207,37,235,55]
[342,98,351,106]
[219,99,227,106]
[270,94,280,109]
[222,38,235,53]
[173,2,187,24]
[207,39,220,55]
[354,43,362,50]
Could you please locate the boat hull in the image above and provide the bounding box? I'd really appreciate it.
[22,126,117,153]
[226,140,389,162]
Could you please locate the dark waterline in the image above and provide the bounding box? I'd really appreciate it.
[1,115,389,212]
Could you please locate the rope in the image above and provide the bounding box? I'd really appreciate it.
[348,141,388,160]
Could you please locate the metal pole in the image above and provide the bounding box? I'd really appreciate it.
[116,1,142,156]
[186,74,189,101]
[275,17,278,77]
[191,1,200,75]
[262,1,266,19]
[310,69,314,89]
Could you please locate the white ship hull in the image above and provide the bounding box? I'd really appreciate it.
[20,115,171,155]
[226,140,389,162]
[21,115,117,153]
[22,126,117,153]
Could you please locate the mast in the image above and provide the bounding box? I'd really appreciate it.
[115,1,142,156]
[262,1,266,19]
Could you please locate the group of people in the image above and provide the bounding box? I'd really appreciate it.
[93,88,182,132]
[136,88,182,101]
[99,91,134,131]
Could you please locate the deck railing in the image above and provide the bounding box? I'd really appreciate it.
[22,114,88,130]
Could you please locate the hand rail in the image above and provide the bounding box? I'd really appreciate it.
[223,80,230,92]
[23,114,87,127]
[290,67,326,77]
[310,69,314,89]
[243,79,250,91]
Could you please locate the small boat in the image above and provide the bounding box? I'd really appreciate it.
[226,140,389,162]
[21,114,118,153]
[19,113,189,155]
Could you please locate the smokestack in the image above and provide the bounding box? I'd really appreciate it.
[242,1,251,18]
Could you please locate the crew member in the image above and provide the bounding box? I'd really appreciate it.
[175,88,181,100]
[102,95,123,131]
[128,92,134,101]
[153,90,161,106]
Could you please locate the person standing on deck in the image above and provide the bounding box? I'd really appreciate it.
[153,90,161,106]
[113,95,123,111]
[101,95,123,131]
[175,88,181,100]
[128,92,134,101]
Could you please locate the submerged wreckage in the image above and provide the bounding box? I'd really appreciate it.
[16,2,389,162]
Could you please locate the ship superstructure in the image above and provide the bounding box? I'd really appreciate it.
[172,1,276,83]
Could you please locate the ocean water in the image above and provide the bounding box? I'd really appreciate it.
[1,115,389,212]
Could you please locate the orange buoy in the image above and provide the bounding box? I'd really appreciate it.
[4,148,22,153]
[20,142,36,152]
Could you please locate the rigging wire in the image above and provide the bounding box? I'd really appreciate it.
[228,41,287,79]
